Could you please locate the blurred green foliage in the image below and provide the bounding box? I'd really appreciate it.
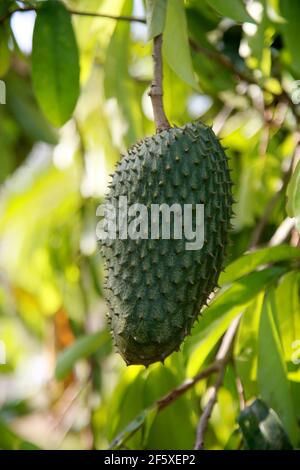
[0,0,300,450]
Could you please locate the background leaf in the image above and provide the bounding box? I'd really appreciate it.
[55,330,111,380]
[220,245,300,285]
[146,0,167,40]
[280,0,300,76]
[0,419,40,450]
[275,271,300,360]
[286,159,300,231]
[104,0,143,145]
[163,0,198,89]
[185,267,285,376]
[32,0,80,126]
[206,0,255,23]
[257,291,299,444]
[238,399,293,450]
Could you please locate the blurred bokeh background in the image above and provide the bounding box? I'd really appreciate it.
[1,0,300,450]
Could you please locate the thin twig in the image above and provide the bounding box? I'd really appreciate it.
[194,365,226,450]
[148,34,170,132]
[67,9,146,23]
[157,361,221,411]
[235,374,246,410]
[250,136,300,248]
[194,316,241,450]
[0,7,146,24]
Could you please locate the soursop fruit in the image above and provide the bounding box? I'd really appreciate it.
[101,121,233,366]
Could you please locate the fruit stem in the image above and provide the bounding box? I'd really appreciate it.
[148,34,171,132]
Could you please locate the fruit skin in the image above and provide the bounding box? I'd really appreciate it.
[101,121,233,366]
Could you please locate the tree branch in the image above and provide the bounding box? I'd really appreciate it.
[157,361,221,411]
[148,34,170,132]
[0,7,146,24]
[194,315,241,450]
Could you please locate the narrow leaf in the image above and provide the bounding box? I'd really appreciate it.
[104,0,142,145]
[220,245,300,285]
[280,0,300,76]
[186,267,285,376]
[6,73,58,144]
[275,271,300,361]
[109,409,151,450]
[0,26,10,77]
[286,159,300,231]
[32,0,80,126]
[146,0,167,40]
[163,0,198,89]
[206,0,255,24]
[257,291,298,443]
[55,330,111,380]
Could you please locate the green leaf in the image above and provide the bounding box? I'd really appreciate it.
[238,399,293,450]
[0,26,10,77]
[163,0,198,89]
[186,267,285,376]
[234,294,263,399]
[286,159,300,231]
[107,363,195,450]
[280,0,300,76]
[6,74,58,144]
[247,1,275,76]
[106,367,146,447]
[224,428,243,450]
[257,291,298,444]
[275,271,300,361]
[55,330,111,380]
[0,0,14,18]
[104,0,143,145]
[142,366,195,449]
[146,0,167,40]
[32,0,80,126]
[0,419,40,450]
[220,245,300,285]
[206,0,255,23]
[109,409,150,450]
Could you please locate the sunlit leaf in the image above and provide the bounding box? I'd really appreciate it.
[104,0,143,145]
[234,294,263,399]
[275,271,300,361]
[186,267,285,376]
[143,365,194,449]
[163,0,198,89]
[0,26,10,77]
[6,74,58,144]
[280,0,300,76]
[146,0,167,40]
[206,0,255,23]
[286,159,300,231]
[55,330,111,380]
[32,0,80,126]
[257,290,298,444]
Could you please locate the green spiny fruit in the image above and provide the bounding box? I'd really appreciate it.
[101,121,233,366]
